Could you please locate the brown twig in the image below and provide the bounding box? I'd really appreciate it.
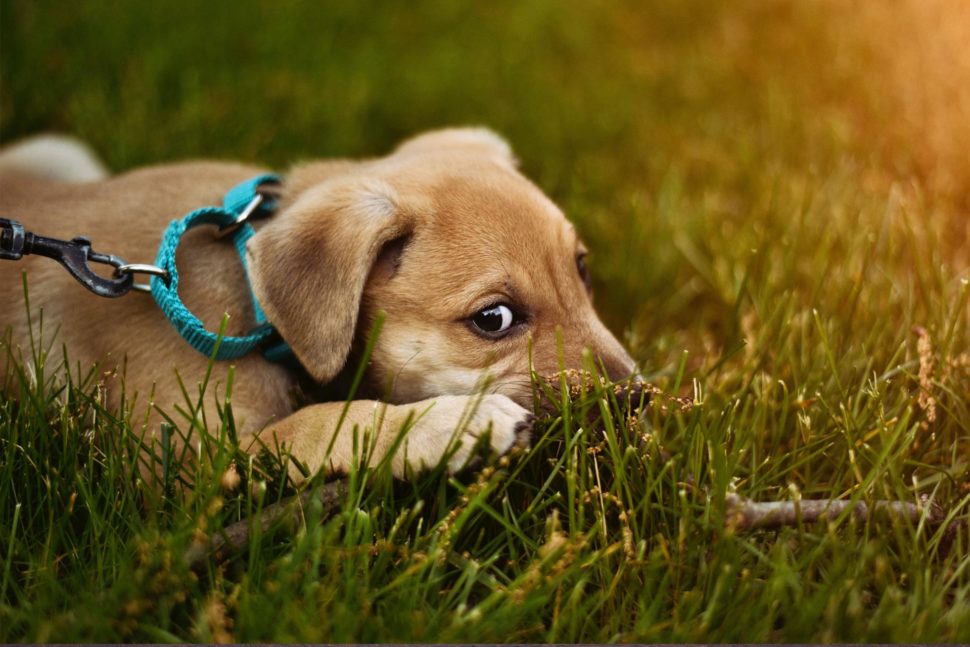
[725,493,945,531]
[185,479,348,567]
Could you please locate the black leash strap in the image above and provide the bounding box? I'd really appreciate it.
[0,217,134,297]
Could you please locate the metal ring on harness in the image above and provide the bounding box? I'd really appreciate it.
[115,263,169,293]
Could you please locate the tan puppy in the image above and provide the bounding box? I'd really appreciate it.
[0,128,637,479]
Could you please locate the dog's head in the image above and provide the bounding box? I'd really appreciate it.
[248,128,637,407]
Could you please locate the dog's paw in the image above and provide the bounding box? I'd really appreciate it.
[447,393,534,473]
[400,394,533,475]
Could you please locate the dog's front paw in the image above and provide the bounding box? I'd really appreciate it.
[447,393,534,473]
[401,394,533,475]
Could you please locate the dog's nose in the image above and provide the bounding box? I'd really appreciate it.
[587,320,638,383]
[599,348,638,383]
[603,358,636,383]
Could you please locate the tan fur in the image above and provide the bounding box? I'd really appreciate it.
[0,129,636,480]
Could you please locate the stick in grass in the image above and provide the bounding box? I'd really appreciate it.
[725,493,945,531]
[185,479,348,567]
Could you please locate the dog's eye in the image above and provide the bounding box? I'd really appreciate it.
[471,304,516,337]
[577,253,592,292]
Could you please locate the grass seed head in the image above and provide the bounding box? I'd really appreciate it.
[220,462,241,492]
[913,326,938,425]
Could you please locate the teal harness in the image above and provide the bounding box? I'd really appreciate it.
[149,174,293,362]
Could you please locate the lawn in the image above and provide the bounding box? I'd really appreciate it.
[1,0,968,642]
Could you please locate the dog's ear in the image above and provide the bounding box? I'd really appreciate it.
[247,177,410,382]
[394,127,518,167]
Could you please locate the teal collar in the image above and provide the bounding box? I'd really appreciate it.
[149,174,293,363]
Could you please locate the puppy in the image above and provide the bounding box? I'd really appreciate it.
[0,128,638,479]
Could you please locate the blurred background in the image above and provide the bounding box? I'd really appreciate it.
[2,0,968,378]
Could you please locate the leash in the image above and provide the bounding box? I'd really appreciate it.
[1,217,137,297]
[1,175,293,363]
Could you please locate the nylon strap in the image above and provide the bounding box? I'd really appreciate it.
[150,174,292,361]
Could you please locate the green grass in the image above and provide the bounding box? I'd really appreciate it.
[2,0,969,642]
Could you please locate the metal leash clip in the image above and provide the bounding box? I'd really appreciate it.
[0,217,167,298]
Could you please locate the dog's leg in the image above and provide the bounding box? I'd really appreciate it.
[247,394,533,480]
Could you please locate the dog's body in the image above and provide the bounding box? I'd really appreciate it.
[0,129,637,478]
